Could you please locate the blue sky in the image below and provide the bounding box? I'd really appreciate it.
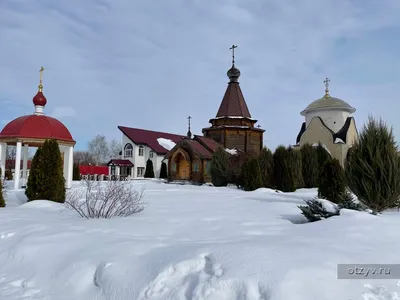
[1,0,400,151]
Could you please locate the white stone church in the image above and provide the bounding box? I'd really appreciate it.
[295,78,358,166]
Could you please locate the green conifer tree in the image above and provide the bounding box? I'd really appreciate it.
[315,142,331,169]
[159,162,168,179]
[258,147,274,188]
[241,157,263,191]
[273,146,296,192]
[0,169,5,207]
[25,147,43,201]
[318,158,345,204]
[287,146,304,189]
[26,140,65,202]
[144,159,155,178]
[73,164,80,180]
[345,116,400,212]
[210,147,230,187]
[300,143,319,188]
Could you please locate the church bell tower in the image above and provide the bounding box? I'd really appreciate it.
[202,45,264,155]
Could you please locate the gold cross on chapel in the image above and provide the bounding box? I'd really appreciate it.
[229,45,237,65]
[324,77,330,97]
[38,66,45,92]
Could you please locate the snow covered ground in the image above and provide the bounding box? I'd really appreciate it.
[0,180,400,300]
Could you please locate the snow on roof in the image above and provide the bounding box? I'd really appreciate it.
[157,138,176,151]
[334,137,345,144]
[225,148,237,155]
[215,116,255,120]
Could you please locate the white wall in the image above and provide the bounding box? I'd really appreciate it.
[305,109,350,133]
[121,134,166,178]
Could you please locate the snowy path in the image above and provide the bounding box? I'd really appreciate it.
[0,181,399,299]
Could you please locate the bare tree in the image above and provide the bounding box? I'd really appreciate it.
[74,151,95,165]
[6,146,16,174]
[88,135,110,166]
[6,146,34,165]
[109,139,122,158]
[66,180,145,219]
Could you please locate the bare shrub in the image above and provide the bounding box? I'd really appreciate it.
[66,180,145,219]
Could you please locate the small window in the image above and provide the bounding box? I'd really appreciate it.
[193,162,199,172]
[111,165,116,175]
[149,151,154,158]
[137,167,145,177]
[124,143,133,157]
[138,145,144,156]
[171,162,176,172]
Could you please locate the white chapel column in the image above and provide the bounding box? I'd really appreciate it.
[14,141,22,189]
[0,143,6,181]
[61,146,68,183]
[116,165,120,180]
[22,144,29,187]
[66,145,73,188]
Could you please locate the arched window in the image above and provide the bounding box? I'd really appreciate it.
[124,143,133,157]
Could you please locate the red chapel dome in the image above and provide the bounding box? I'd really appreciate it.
[0,115,75,143]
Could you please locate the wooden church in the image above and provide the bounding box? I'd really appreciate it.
[166,46,265,183]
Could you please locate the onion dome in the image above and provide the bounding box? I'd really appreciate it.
[33,90,47,106]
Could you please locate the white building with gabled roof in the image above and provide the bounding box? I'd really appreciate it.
[108,126,186,178]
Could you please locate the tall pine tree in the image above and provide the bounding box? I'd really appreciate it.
[258,147,274,188]
[25,147,43,201]
[159,162,168,179]
[241,157,263,191]
[73,164,80,180]
[345,116,400,212]
[315,142,331,169]
[210,147,230,187]
[144,159,155,178]
[300,143,319,188]
[287,146,304,189]
[26,140,65,202]
[0,169,5,207]
[318,158,345,204]
[273,146,296,192]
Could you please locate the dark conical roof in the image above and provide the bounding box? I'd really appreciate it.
[215,65,251,118]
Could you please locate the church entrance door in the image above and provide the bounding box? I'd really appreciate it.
[175,153,190,180]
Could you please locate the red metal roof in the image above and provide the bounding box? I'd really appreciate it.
[194,136,221,153]
[118,126,185,154]
[0,115,75,143]
[107,159,134,167]
[5,159,32,169]
[79,165,109,175]
[216,82,251,118]
[186,139,213,159]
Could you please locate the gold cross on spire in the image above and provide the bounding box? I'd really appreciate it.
[187,116,192,138]
[323,77,330,97]
[38,66,44,92]
[229,45,237,66]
